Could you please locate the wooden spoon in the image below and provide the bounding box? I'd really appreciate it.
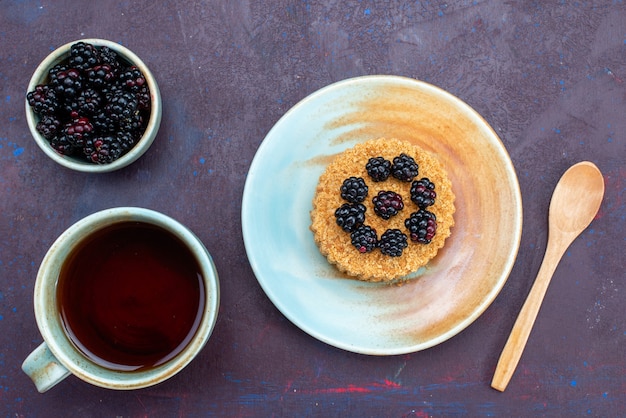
[491,161,604,392]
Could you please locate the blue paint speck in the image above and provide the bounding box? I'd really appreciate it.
[364,8,371,16]
[5,96,9,102]
[570,380,577,387]
[13,148,24,157]
[199,157,205,164]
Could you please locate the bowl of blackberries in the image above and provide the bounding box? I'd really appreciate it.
[26,39,162,172]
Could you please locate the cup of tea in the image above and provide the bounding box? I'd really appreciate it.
[22,207,220,392]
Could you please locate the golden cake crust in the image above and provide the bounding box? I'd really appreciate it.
[310,137,455,282]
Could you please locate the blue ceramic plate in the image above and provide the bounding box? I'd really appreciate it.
[241,75,522,355]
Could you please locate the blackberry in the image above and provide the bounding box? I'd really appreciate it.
[92,110,116,134]
[84,136,123,164]
[119,65,147,92]
[116,131,137,152]
[69,42,100,70]
[82,137,98,161]
[76,88,102,115]
[36,114,62,139]
[48,64,68,84]
[410,178,437,209]
[365,156,391,182]
[100,79,123,100]
[372,190,404,220]
[50,68,83,100]
[85,64,117,90]
[119,112,144,134]
[105,90,138,122]
[98,46,121,70]
[60,99,80,117]
[340,176,368,203]
[350,225,378,253]
[49,134,75,155]
[391,153,419,182]
[405,209,437,244]
[334,203,366,233]
[64,117,94,148]
[135,84,151,111]
[379,229,408,257]
[26,84,60,115]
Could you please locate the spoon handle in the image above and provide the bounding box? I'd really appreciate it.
[491,238,567,392]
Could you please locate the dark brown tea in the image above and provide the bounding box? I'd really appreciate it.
[57,221,205,371]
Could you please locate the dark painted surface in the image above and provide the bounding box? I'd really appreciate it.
[1,1,625,416]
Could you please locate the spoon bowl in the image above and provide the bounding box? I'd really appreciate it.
[491,161,604,392]
[550,162,605,234]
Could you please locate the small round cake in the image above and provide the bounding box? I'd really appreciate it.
[310,137,455,282]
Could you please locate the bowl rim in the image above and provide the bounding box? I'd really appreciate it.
[25,38,162,173]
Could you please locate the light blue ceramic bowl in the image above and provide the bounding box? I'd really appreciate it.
[25,39,162,172]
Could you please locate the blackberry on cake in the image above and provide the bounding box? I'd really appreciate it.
[340,177,369,203]
[350,225,378,253]
[405,209,437,244]
[334,203,366,233]
[391,153,419,182]
[410,178,437,209]
[379,229,408,257]
[372,190,404,220]
[366,156,392,182]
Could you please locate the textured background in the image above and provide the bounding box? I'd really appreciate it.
[1,1,625,416]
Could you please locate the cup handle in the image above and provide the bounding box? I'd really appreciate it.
[22,342,71,393]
